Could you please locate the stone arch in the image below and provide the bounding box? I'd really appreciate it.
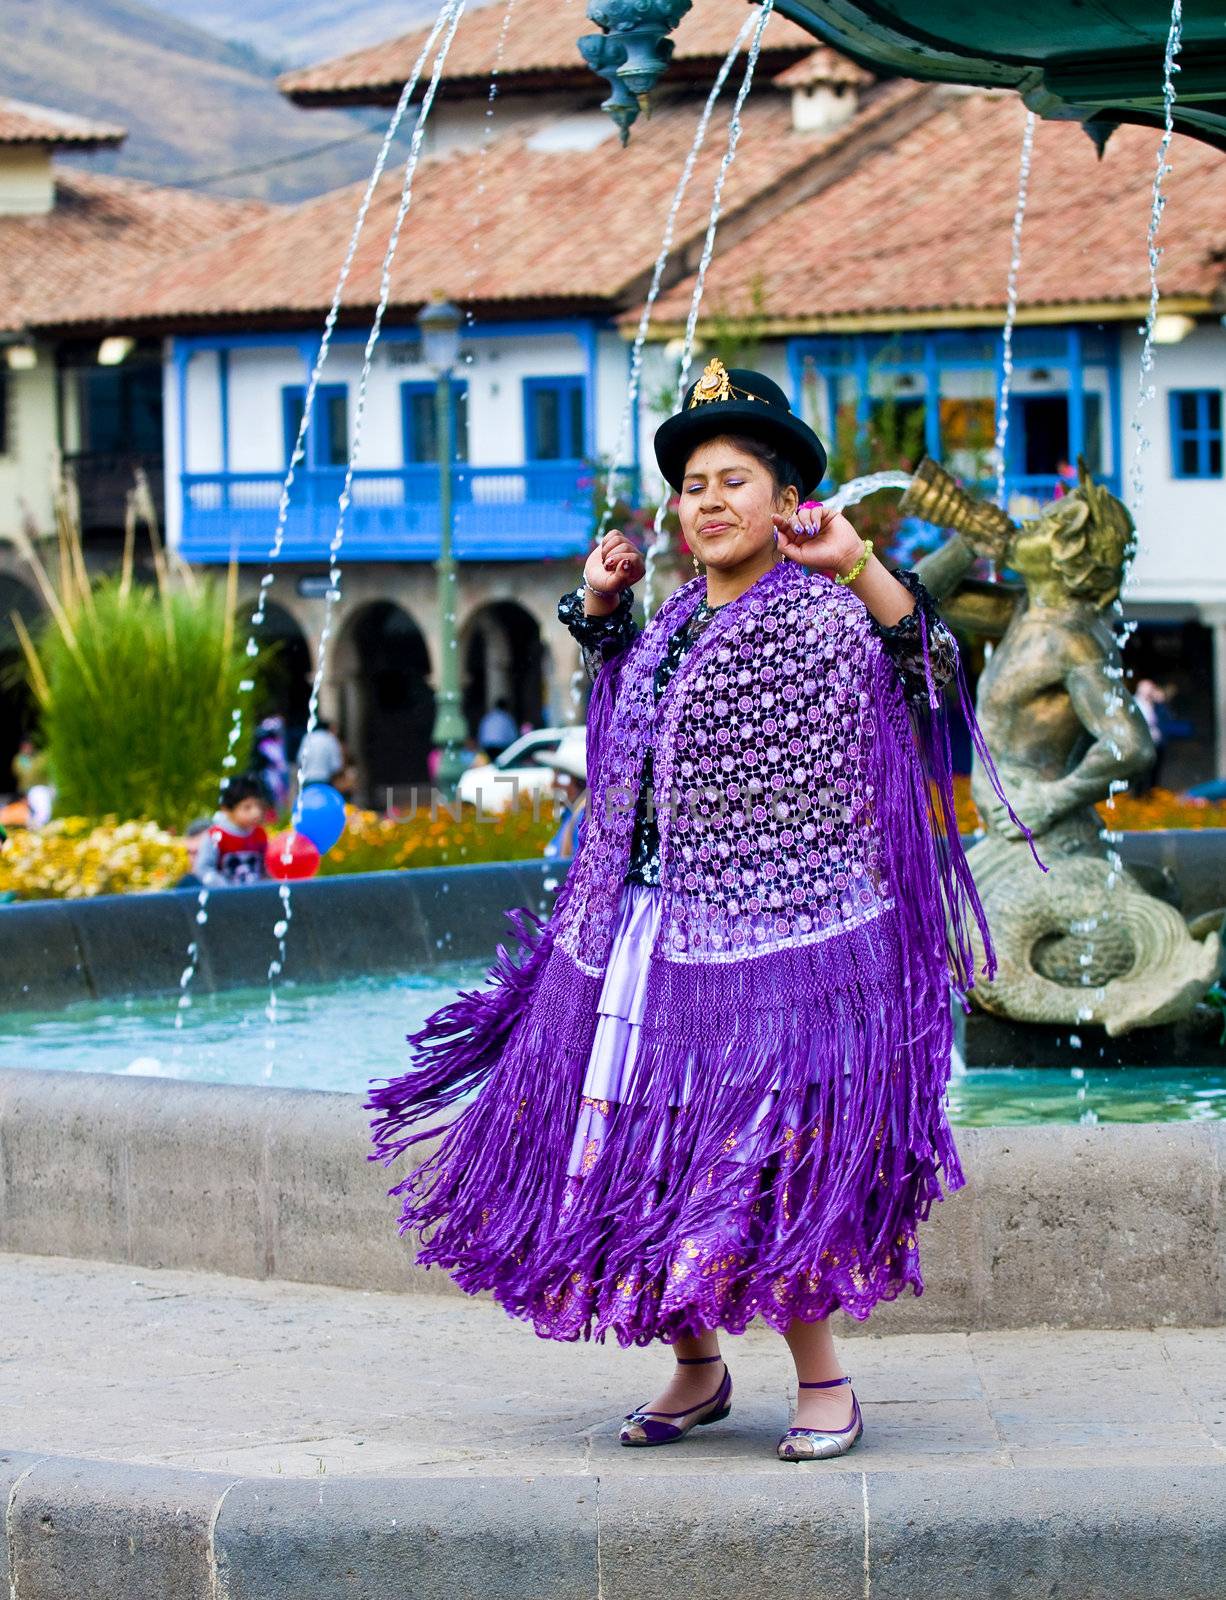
[0,576,44,797]
[245,599,315,759]
[460,598,546,738]
[334,600,433,804]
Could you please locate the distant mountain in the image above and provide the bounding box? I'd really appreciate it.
[0,0,393,202]
[145,0,502,69]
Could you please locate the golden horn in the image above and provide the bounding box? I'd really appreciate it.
[899,458,1016,543]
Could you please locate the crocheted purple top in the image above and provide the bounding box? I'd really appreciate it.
[558,568,957,886]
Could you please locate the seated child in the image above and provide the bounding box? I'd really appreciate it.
[195,776,269,887]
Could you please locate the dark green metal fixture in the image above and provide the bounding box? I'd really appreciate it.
[580,0,693,143]
[417,297,468,799]
[586,0,1226,155]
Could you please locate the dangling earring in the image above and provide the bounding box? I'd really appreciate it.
[692,555,702,576]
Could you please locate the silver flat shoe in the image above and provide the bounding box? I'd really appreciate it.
[777,1374,863,1462]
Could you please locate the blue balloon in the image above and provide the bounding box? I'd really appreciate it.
[296,783,347,854]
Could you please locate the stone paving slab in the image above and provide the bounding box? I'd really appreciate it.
[3,1253,1225,1600]
[3,1251,1225,1479]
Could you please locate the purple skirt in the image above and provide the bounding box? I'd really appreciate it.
[566,881,852,1186]
[565,880,674,1182]
[528,880,873,1346]
[375,879,947,1348]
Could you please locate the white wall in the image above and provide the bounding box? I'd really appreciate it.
[179,330,597,477]
[0,351,57,540]
[421,99,611,158]
[1123,321,1226,610]
[184,348,225,472]
[596,329,633,464]
[461,332,588,465]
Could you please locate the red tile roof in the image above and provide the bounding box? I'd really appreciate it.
[2,171,269,334]
[0,97,126,149]
[280,0,815,104]
[39,82,928,331]
[645,90,1226,330]
[772,48,871,90]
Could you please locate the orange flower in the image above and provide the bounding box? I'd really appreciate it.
[936,776,1226,836]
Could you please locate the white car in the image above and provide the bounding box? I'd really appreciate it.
[456,724,588,814]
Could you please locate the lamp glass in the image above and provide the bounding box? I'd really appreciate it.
[417,300,462,375]
[4,344,37,371]
[97,336,135,367]
[1152,313,1195,345]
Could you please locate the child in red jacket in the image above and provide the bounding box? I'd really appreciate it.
[195,776,269,887]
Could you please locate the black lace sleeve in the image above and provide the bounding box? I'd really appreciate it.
[871,569,959,709]
[557,584,639,682]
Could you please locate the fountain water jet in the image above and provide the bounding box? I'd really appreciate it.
[264,0,470,1046]
[595,9,758,544]
[464,0,521,338]
[1126,0,1183,525]
[993,110,1036,515]
[823,470,912,515]
[1087,0,1184,1028]
[174,0,465,1039]
[643,0,777,618]
[566,10,758,720]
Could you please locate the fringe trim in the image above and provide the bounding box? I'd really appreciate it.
[366,912,964,1346]
[364,902,558,1161]
[879,621,1043,1007]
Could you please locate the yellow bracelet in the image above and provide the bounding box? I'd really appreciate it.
[832,537,873,586]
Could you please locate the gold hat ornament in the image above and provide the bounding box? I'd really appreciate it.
[655,357,829,494]
[688,357,763,409]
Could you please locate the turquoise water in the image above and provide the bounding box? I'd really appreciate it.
[946,1063,1226,1125]
[0,973,1222,1121]
[0,969,487,1098]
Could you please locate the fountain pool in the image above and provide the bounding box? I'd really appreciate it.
[0,971,1221,1122]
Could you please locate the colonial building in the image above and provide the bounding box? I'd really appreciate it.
[18,0,1226,794]
[29,0,904,797]
[0,97,265,780]
[644,84,1226,788]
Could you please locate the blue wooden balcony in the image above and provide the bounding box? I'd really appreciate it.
[994,471,1121,504]
[178,461,622,564]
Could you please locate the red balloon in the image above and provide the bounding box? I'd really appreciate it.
[265,830,320,881]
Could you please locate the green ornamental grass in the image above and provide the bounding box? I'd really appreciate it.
[15,477,256,829]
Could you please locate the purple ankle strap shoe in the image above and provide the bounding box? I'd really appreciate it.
[619,1354,733,1447]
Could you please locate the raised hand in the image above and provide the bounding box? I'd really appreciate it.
[583,529,646,596]
[771,502,864,577]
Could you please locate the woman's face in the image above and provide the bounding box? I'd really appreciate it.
[677,436,797,571]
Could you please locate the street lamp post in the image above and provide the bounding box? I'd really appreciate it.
[418,298,468,798]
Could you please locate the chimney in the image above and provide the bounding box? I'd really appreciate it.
[775,49,871,135]
[0,99,126,215]
[0,145,56,216]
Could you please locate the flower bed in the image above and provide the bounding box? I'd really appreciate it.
[949,776,1226,836]
[3,786,1222,902]
[0,819,189,901]
[317,799,558,876]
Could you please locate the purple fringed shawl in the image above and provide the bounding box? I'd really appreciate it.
[366,560,1012,1344]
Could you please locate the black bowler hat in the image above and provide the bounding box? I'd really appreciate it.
[654,358,827,496]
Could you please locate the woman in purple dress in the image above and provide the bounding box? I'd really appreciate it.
[367,361,1019,1462]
